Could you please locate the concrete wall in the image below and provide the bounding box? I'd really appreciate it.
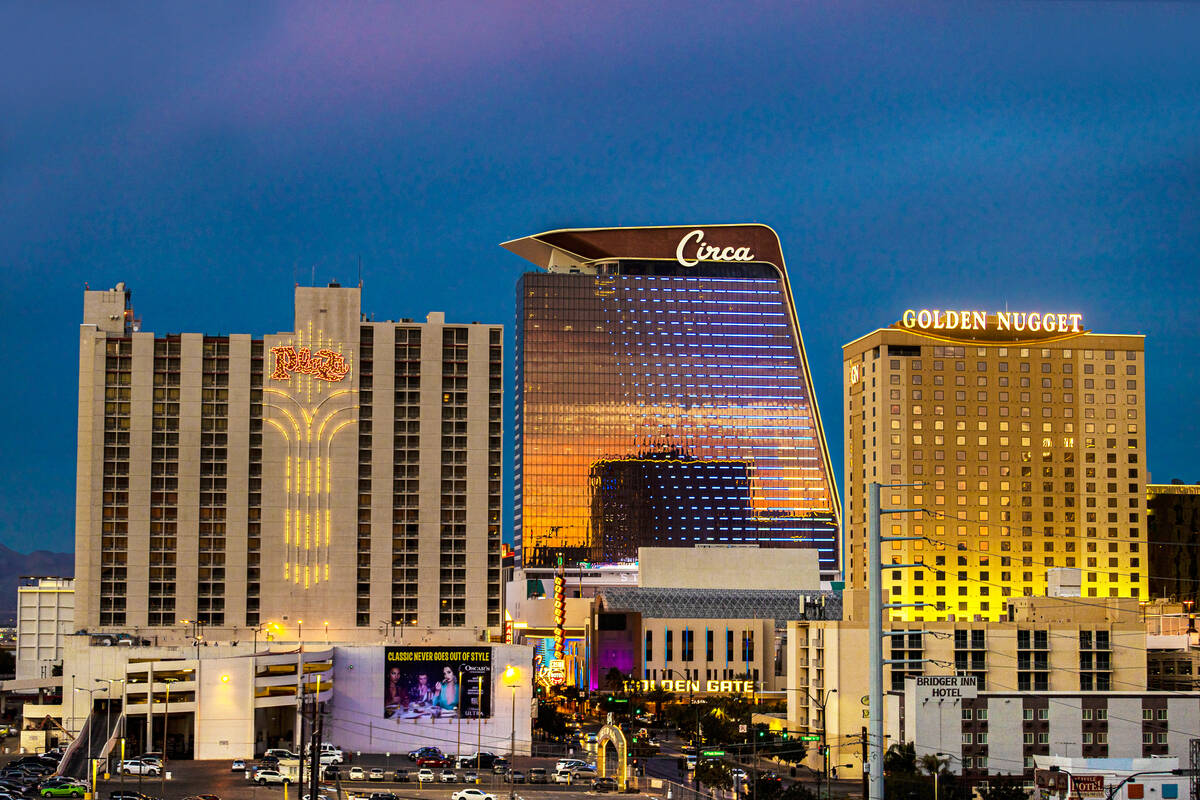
[638,546,820,591]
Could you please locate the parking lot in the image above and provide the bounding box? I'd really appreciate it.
[91,760,632,800]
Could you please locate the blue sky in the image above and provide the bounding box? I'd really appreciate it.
[3,1,1199,552]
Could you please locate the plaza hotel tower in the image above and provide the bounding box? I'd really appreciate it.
[843,309,1147,621]
[74,282,502,637]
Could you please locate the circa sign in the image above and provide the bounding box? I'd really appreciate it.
[912,675,978,700]
[900,309,1084,334]
[675,229,756,267]
[270,345,350,382]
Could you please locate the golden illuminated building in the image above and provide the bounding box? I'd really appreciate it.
[74,283,502,635]
[843,311,1147,620]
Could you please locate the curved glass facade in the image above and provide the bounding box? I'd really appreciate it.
[516,256,840,573]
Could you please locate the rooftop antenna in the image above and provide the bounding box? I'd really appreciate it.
[358,255,363,289]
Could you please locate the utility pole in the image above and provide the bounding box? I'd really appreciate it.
[861,727,868,800]
[868,481,927,800]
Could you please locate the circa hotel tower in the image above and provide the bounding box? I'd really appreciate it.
[504,225,841,575]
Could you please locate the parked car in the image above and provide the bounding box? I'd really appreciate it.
[321,765,340,781]
[593,777,618,793]
[555,759,588,773]
[368,769,385,782]
[462,771,478,784]
[392,770,409,783]
[439,770,457,783]
[408,747,443,762]
[347,767,366,781]
[264,750,297,761]
[120,761,160,777]
[416,769,435,784]
[231,760,246,772]
[416,756,450,768]
[108,792,155,800]
[553,771,572,785]
[368,794,399,800]
[451,790,495,800]
[572,768,597,782]
[527,769,547,785]
[491,758,509,775]
[319,752,343,766]
[254,770,290,786]
[507,771,525,784]
[40,783,87,798]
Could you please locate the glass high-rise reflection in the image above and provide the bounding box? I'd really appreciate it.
[506,225,841,575]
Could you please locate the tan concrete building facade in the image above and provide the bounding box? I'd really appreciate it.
[75,283,502,638]
[843,313,1147,621]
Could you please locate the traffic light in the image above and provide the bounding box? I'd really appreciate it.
[781,730,789,741]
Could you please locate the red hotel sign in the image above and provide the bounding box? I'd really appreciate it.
[270,346,350,382]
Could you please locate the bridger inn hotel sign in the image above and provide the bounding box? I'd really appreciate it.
[893,308,1090,344]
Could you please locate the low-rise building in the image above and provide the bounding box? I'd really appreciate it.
[788,590,1148,779]
[16,577,73,680]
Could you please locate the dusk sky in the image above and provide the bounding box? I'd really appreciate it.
[3,2,1199,553]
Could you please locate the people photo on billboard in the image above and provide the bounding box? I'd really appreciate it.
[383,646,492,719]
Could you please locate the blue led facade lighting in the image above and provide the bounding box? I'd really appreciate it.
[504,225,842,577]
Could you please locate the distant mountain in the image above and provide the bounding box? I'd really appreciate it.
[0,545,74,626]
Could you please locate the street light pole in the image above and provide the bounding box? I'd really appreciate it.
[161,677,179,799]
[503,666,519,800]
[807,688,836,800]
[74,687,102,796]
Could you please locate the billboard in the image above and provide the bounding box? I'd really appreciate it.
[384,647,492,720]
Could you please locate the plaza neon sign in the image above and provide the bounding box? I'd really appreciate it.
[270,345,350,382]
[900,309,1084,334]
[675,229,756,267]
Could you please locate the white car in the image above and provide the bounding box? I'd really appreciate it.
[552,771,573,785]
[368,769,386,781]
[555,759,589,773]
[417,769,436,783]
[319,751,343,765]
[255,769,290,785]
[348,767,366,781]
[452,790,496,800]
[120,760,161,776]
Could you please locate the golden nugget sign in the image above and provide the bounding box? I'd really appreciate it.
[624,678,758,694]
[270,345,350,382]
[901,309,1084,334]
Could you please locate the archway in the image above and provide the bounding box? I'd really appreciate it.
[595,722,629,791]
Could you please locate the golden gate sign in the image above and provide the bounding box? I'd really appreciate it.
[624,679,758,694]
[270,345,350,382]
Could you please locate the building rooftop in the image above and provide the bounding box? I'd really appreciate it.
[596,587,841,622]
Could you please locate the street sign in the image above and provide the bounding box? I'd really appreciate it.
[799,734,821,742]
[702,751,726,757]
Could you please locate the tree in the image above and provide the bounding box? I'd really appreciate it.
[645,686,672,723]
[884,742,918,776]
[978,777,1031,800]
[781,783,819,800]
[695,759,733,793]
[603,667,627,692]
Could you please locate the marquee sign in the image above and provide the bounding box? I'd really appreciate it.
[624,678,758,695]
[270,345,350,382]
[675,229,756,267]
[891,309,1090,344]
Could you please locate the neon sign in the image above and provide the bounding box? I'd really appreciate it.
[270,346,350,382]
[624,679,758,694]
[675,229,755,267]
[899,309,1084,334]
